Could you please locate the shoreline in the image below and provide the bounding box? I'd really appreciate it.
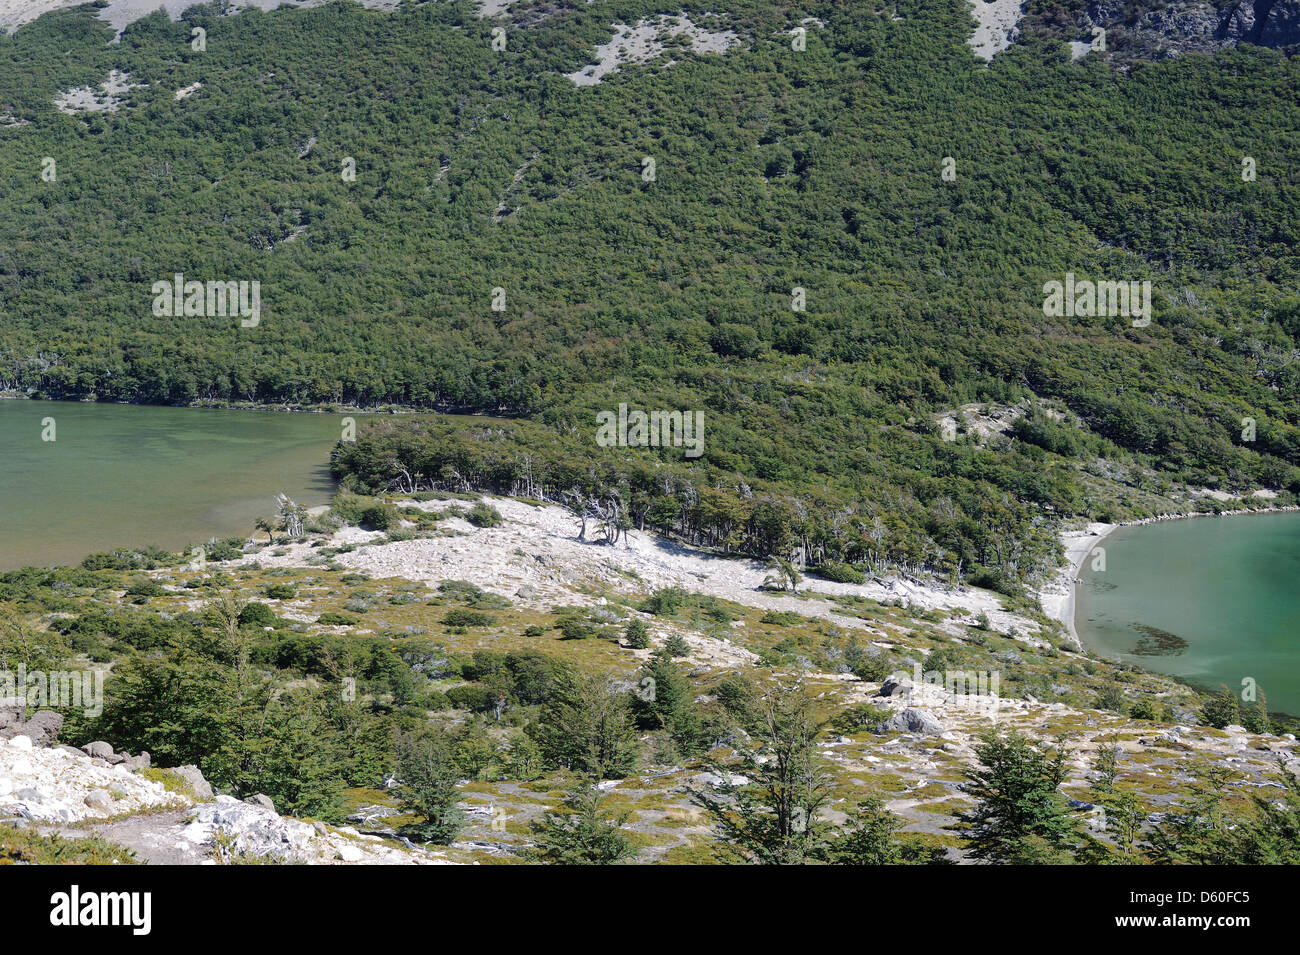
[1044,503,1300,648]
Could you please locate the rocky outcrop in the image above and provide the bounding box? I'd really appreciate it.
[1075,0,1300,62]
[182,796,444,864]
[0,734,186,823]
[0,734,447,864]
[0,706,64,747]
[876,708,947,736]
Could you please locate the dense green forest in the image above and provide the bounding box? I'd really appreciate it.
[2,0,1300,584]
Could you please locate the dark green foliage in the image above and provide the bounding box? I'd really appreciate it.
[623,617,650,649]
[526,785,636,865]
[316,611,359,627]
[395,731,465,845]
[640,588,690,617]
[264,583,296,600]
[828,701,892,736]
[818,796,950,865]
[815,562,866,585]
[664,633,690,658]
[953,731,1086,864]
[465,502,504,528]
[1202,684,1241,729]
[631,648,703,755]
[238,602,279,629]
[527,673,639,778]
[358,503,400,531]
[691,683,831,865]
[443,609,496,628]
[1095,683,1128,715]
[123,578,164,599]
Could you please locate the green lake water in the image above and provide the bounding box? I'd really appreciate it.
[1077,511,1300,715]
[0,402,351,570]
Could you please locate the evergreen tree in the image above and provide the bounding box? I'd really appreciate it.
[631,648,703,756]
[395,730,465,844]
[1201,685,1240,729]
[953,731,1085,864]
[526,785,637,865]
[691,683,831,864]
[527,674,639,778]
[623,617,650,650]
[818,795,950,865]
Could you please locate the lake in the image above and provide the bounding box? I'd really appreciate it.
[1076,511,1300,715]
[0,402,352,570]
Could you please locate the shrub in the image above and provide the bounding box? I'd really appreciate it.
[665,633,690,658]
[816,561,866,584]
[239,602,279,629]
[446,684,497,713]
[624,618,650,649]
[556,616,598,640]
[465,502,503,528]
[443,609,495,628]
[124,578,164,598]
[264,583,296,600]
[317,611,359,627]
[640,587,689,616]
[359,503,400,531]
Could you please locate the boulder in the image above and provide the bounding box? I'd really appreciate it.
[7,734,32,751]
[84,790,114,811]
[119,752,151,772]
[245,793,275,812]
[876,708,946,736]
[185,796,315,862]
[0,703,23,731]
[81,741,115,760]
[877,675,914,698]
[162,764,214,800]
[19,710,63,747]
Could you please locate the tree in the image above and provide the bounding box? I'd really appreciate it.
[818,796,949,865]
[1201,685,1239,729]
[276,493,306,539]
[631,648,702,755]
[664,632,690,658]
[395,730,465,844]
[254,517,276,544]
[953,731,1085,864]
[526,785,636,864]
[527,674,639,778]
[623,618,650,649]
[690,682,831,864]
[762,557,802,593]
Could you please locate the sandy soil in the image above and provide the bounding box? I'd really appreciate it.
[1039,522,1115,646]
[53,69,142,114]
[966,0,1025,60]
[565,15,740,87]
[3,0,401,37]
[238,496,1041,644]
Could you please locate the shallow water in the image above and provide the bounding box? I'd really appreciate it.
[0,401,350,569]
[1077,512,1300,715]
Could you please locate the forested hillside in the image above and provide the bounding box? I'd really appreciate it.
[3,0,1300,583]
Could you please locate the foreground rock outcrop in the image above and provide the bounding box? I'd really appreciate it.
[0,725,450,865]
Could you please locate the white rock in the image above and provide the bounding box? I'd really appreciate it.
[8,735,32,751]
